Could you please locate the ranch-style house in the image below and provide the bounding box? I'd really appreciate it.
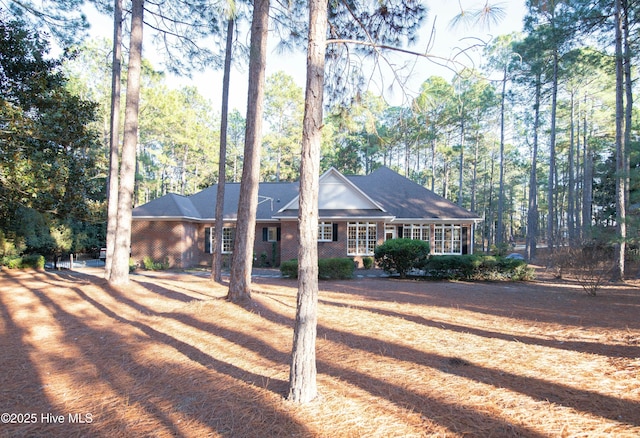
[131,166,482,269]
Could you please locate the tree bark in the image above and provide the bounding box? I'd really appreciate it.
[547,47,558,250]
[104,0,122,279]
[526,74,540,261]
[288,0,327,404]
[497,65,507,245]
[212,17,234,284]
[227,0,269,301]
[613,0,626,281]
[109,0,143,285]
[567,91,575,243]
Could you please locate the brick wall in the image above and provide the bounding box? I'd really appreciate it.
[131,221,193,268]
[133,219,475,270]
[279,221,298,263]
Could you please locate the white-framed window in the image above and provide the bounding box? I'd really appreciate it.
[347,222,377,256]
[318,222,333,242]
[221,227,234,253]
[402,224,430,242]
[433,224,462,255]
[208,226,235,254]
[267,227,278,242]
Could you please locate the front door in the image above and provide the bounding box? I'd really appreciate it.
[385,225,396,241]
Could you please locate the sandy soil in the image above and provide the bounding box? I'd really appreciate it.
[0,265,639,437]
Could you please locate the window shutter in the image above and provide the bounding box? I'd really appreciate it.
[262,227,268,241]
[332,223,338,242]
[462,226,468,254]
[398,226,404,238]
[277,227,281,241]
[205,227,211,253]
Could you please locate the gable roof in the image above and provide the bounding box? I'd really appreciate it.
[132,193,202,220]
[274,167,391,219]
[132,166,480,222]
[348,166,480,221]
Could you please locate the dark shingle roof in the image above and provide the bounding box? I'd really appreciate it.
[349,167,480,220]
[133,182,299,221]
[132,193,202,220]
[132,166,479,222]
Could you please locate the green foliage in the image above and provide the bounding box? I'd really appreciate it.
[423,255,533,281]
[318,258,355,280]
[280,258,355,280]
[374,238,430,278]
[1,254,45,269]
[143,256,169,271]
[1,17,105,253]
[362,256,373,269]
[280,259,298,278]
[490,242,511,256]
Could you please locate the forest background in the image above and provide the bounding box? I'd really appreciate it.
[0,0,638,276]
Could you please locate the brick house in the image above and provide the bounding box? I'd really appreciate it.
[131,166,482,269]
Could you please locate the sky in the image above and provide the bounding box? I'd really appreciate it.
[86,0,527,114]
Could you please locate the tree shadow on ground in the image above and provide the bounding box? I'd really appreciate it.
[3,272,309,437]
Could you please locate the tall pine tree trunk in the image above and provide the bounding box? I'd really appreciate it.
[227,0,269,301]
[567,91,576,243]
[109,0,143,285]
[526,74,541,261]
[547,48,558,250]
[212,17,234,284]
[288,0,327,404]
[497,65,507,245]
[104,0,122,279]
[613,0,626,281]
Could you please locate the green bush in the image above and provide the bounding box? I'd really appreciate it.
[22,254,45,269]
[143,256,169,270]
[318,258,355,280]
[374,238,430,278]
[423,254,533,281]
[362,256,374,269]
[280,259,298,278]
[1,254,45,269]
[280,257,355,280]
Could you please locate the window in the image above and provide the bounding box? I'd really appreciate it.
[347,222,377,255]
[318,222,333,242]
[401,224,430,242]
[267,227,278,242]
[222,227,234,253]
[207,226,235,254]
[262,227,281,242]
[433,224,462,255]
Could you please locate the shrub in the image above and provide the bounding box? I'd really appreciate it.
[561,245,613,296]
[362,256,374,270]
[280,257,355,280]
[318,258,355,280]
[143,256,169,271]
[374,238,430,278]
[1,256,22,269]
[280,259,298,278]
[423,254,533,281]
[22,254,45,269]
[0,254,45,269]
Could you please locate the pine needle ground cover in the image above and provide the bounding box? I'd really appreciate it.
[1,267,639,437]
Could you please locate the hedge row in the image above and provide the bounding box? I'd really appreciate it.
[280,257,355,280]
[0,254,46,269]
[422,254,533,281]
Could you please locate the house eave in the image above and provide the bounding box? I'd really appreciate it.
[390,217,483,224]
[132,215,204,222]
